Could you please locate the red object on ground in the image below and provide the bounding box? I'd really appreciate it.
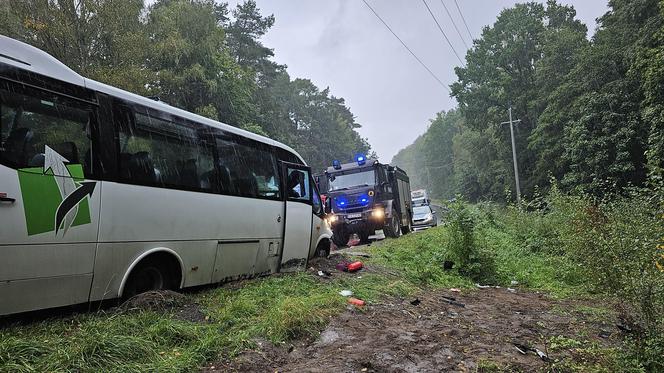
[347,261,363,272]
[348,297,365,307]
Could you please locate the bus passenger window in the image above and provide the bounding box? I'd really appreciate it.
[117,109,214,191]
[215,135,280,199]
[0,87,93,177]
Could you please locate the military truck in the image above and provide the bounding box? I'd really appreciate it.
[316,154,412,246]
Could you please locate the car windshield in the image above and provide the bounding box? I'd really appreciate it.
[329,170,375,191]
[413,206,430,215]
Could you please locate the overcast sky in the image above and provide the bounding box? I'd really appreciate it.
[228,0,609,161]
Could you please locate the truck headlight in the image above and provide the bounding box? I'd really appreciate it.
[372,208,384,218]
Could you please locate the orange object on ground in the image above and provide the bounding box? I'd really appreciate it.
[347,261,363,272]
[348,297,365,307]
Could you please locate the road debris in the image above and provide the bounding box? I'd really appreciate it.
[507,288,517,293]
[513,343,551,362]
[317,270,331,277]
[347,261,363,272]
[450,288,461,293]
[348,297,365,307]
[442,296,465,307]
[345,252,372,258]
[339,290,353,297]
[410,298,421,306]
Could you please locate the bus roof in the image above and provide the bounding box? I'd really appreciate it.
[0,35,305,165]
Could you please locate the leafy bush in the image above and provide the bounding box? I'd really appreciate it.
[446,199,497,284]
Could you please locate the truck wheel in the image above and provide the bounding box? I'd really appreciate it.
[401,215,412,235]
[385,214,402,238]
[332,228,350,247]
[359,231,370,244]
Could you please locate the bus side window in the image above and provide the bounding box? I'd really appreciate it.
[0,83,94,177]
[116,106,215,191]
[215,133,280,199]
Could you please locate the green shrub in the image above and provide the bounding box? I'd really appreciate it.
[446,198,497,284]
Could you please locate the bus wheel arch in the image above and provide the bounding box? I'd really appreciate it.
[119,248,184,299]
[315,237,331,257]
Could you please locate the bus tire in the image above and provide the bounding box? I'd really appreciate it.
[316,239,331,257]
[123,253,181,299]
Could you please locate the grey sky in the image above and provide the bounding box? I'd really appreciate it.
[229,0,609,161]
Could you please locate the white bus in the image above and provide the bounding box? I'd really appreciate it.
[0,36,332,316]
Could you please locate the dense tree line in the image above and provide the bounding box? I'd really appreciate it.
[0,0,370,172]
[393,0,664,202]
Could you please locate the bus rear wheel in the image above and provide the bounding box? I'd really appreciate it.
[123,255,180,299]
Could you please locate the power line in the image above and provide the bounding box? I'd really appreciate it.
[361,0,450,93]
[453,0,473,41]
[439,0,468,49]
[420,0,465,66]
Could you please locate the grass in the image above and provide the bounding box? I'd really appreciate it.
[0,205,645,372]
[0,259,428,372]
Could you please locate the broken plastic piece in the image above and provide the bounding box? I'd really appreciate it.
[335,262,350,272]
[339,290,353,297]
[475,283,491,289]
[348,297,365,307]
[450,288,461,293]
[535,348,550,362]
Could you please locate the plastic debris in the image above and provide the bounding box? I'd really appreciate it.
[510,280,519,286]
[348,297,365,307]
[347,261,363,272]
[346,252,371,258]
[347,233,361,247]
[535,348,551,362]
[339,290,353,297]
[317,270,331,277]
[475,283,491,289]
[410,298,421,306]
[442,298,465,308]
[599,330,612,338]
[335,261,350,272]
[514,343,529,355]
[507,288,517,293]
[450,288,461,293]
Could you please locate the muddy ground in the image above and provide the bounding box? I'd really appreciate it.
[205,254,620,373]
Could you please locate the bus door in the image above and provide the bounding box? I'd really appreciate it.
[279,162,313,272]
[0,78,101,315]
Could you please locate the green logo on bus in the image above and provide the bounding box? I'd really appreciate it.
[18,146,95,236]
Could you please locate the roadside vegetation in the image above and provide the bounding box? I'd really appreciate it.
[1,184,661,372]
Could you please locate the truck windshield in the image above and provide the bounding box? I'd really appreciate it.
[329,170,375,191]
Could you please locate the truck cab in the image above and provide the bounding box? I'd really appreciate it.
[316,155,412,246]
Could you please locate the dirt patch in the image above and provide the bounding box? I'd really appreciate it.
[206,288,620,372]
[118,290,208,323]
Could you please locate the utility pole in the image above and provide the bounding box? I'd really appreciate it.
[501,106,522,203]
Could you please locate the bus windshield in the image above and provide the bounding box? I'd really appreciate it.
[329,170,375,191]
